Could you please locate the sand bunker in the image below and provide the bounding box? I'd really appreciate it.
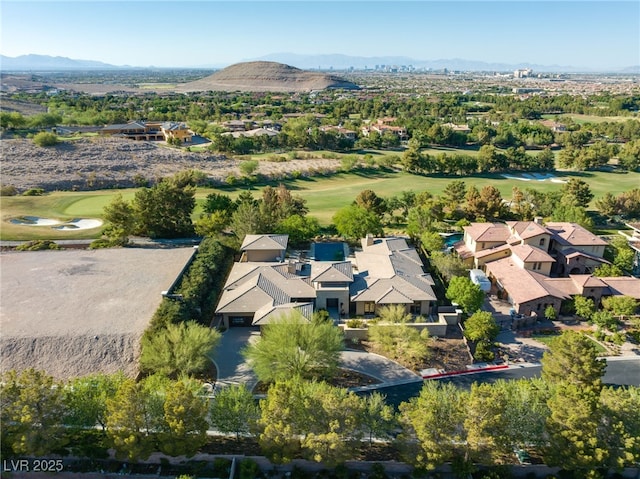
[9,216,103,230]
[501,173,566,183]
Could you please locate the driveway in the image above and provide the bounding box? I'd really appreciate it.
[210,327,422,392]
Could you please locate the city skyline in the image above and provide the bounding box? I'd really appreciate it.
[1,1,638,71]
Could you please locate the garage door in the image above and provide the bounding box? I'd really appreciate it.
[229,316,253,327]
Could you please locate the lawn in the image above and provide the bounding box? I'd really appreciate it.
[2,169,639,240]
[542,113,640,124]
[532,332,608,354]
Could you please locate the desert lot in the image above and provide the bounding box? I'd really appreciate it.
[0,247,196,378]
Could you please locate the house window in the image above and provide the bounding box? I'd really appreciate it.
[410,302,421,315]
[364,302,375,314]
[539,238,545,247]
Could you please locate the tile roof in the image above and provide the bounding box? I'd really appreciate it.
[310,261,353,282]
[485,257,564,304]
[464,223,511,243]
[510,244,555,263]
[599,277,640,299]
[506,221,550,240]
[545,222,608,247]
[240,234,288,251]
[351,237,437,303]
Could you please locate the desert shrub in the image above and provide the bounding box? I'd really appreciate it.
[16,240,60,251]
[89,239,114,249]
[0,185,18,196]
[22,188,46,196]
[33,131,59,147]
[346,319,366,328]
[239,459,262,479]
[225,174,238,185]
[473,340,495,362]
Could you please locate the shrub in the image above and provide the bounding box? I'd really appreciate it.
[33,131,59,147]
[346,319,366,328]
[16,240,60,251]
[0,185,18,196]
[473,340,495,362]
[225,174,238,185]
[22,188,46,196]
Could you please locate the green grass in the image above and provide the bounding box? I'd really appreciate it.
[2,169,640,240]
[532,332,607,354]
[542,113,640,124]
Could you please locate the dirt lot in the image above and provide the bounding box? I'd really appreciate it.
[0,137,342,192]
[0,247,196,378]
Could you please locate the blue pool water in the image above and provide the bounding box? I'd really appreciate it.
[310,242,347,261]
[443,233,463,248]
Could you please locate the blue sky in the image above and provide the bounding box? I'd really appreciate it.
[1,1,638,69]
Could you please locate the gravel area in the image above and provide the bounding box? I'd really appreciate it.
[0,247,196,378]
[0,137,341,192]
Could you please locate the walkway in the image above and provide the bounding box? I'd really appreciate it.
[210,328,422,392]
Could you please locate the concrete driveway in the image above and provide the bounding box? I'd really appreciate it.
[210,327,422,392]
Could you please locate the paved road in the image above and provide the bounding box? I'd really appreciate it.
[438,357,640,388]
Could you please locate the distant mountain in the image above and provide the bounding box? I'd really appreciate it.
[0,54,122,71]
[178,61,359,92]
[620,65,640,74]
[251,52,623,73]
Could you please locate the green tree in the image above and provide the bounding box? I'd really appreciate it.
[64,372,125,430]
[239,159,259,177]
[590,310,620,332]
[105,379,154,461]
[355,189,386,215]
[359,393,397,446]
[541,330,606,392]
[599,385,640,468]
[399,381,468,469]
[420,231,445,254]
[442,180,467,216]
[608,235,635,274]
[194,210,230,237]
[275,214,320,246]
[140,321,221,377]
[203,192,236,215]
[159,379,209,456]
[574,295,595,320]
[257,378,361,465]
[602,295,637,320]
[133,179,195,238]
[430,251,467,282]
[544,384,608,471]
[230,198,266,240]
[463,310,499,342]
[209,384,259,441]
[242,312,343,383]
[446,276,484,314]
[1,369,67,456]
[561,178,594,208]
[333,205,383,241]
[32,131,59,147]
[593,263,624,277]
[102,193,135,245]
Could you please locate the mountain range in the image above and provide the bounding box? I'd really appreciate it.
[2,53,638,74]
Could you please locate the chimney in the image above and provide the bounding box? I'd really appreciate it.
[288,259,296,274]
[365,234,374,246]
[534,216,543,225]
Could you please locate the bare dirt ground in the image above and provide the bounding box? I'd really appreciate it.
[0,247,196,379]
[0,137,342,192]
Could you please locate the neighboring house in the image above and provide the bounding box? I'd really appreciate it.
[215,234,436,327]
[539,119,567,132]
[319,125,357,141]
[545,222,609,275]
[453,220,636,316]
[100,120,192,143]
[223,128,280,139]
[621,223,640,277]
[361,117,408,141]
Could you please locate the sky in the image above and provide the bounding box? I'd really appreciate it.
[1,1,639,70]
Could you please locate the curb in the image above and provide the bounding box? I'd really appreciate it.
[421,363,509,379]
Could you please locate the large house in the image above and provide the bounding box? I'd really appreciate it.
[100,120,193,143]
[454,220,640,316]
[215,234,437,328]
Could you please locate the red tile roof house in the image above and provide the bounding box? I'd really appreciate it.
[214,234,437,328]
[454,221,640,316]
[100,120,193,143]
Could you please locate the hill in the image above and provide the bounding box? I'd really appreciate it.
[178,61,359,92]
[0,54,120,70]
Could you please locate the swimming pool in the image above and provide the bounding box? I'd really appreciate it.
[442,233,463,248]
[309,242,348,261]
